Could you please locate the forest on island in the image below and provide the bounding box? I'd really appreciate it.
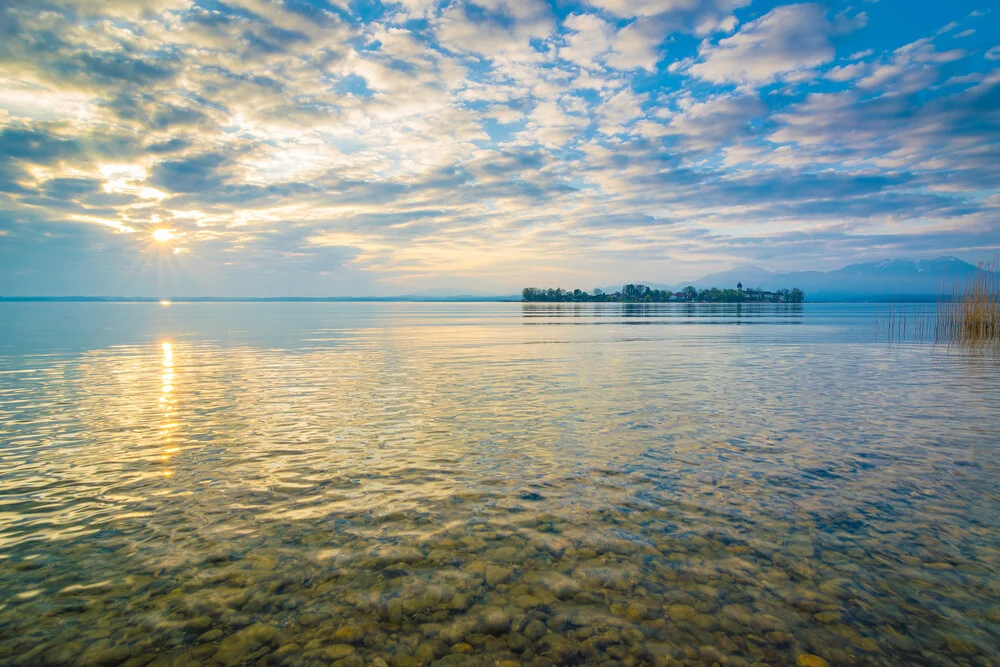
[522,284,805,303]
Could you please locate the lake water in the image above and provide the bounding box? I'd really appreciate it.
[1,302,998,667]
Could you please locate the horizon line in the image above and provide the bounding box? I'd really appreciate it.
[0,295,954,304]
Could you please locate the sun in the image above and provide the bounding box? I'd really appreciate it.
[152,229,174,243]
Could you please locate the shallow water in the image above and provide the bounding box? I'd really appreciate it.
[1,302,998,667]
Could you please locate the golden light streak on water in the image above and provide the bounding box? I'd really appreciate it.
[160,341,176,477]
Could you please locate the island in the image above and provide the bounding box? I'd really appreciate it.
[522,283,804,303]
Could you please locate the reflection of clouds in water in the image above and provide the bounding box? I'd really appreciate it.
[0,306,998,664]
[1,321,996,548]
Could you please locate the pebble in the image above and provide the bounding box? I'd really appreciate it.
[851,636,879,652]
[271,643,301,661]
[80,641,131,665]
[944,634,977,655]
[480,608,511,635]
[212,624,280,666]
[523,619,547,641]
[667,604,696,621]
[515,595,542,609]
[813,611,840,624]
[494,547,519,562]
[323,644,356,661]
[4,490,997,667]
[765,631,794,647]
[333,625,365,644]
[485,565,512,587]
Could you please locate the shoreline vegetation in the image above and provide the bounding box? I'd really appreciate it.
[522,284,805,304]
[874,258,999,353]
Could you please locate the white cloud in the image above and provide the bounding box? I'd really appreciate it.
[856,39,966,94]
[689,4,839,84]
[433,0,553,61]
[584,0,698,19]
[937,21,958,35]
[583,0,749,43]
[605,19,665,71]
[559,13,614,70]
[482,104,525,123]
[664,91,765,151]
[694,12,737,37]
[825,62,868,82]
[721,142,767,167]
[597,88,645,134]
[390,0,438,20]
[557,13,664,73]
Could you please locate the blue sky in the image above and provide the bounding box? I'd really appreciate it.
[0,0,997,295]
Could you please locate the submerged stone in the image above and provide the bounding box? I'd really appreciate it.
[323,644,356,661]
[213,625,280,667]
[851,636,879,652]
[333,625,365,644]
[666,604,695,621]
[479,608,511,635]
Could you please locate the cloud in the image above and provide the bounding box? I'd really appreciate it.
[597,88,645,134]
[433,0,553,60]
[606,19,665,71]
[856,39,966,94]
[937,21,959,36]
[0,127,81,162]
[769,66,1000,187]
[585,0,698,19]
[560,13,614,70]
[663,91,766,151]
[151,153,231,193]
[584,0,748,23]
[391,0,439,20]
[0,0,997,294]
[825,62,868,82]
[689,4,841,84]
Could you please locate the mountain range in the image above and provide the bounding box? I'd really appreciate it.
[606,256,990,301]
[3,257,991,302]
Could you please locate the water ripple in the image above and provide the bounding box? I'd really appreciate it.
[0,303,999,665]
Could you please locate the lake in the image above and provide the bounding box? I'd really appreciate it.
[1,302,998,666]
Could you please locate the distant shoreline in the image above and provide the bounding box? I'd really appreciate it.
[0,295,954,303]
[0,296,510,303]
[523,284,805,304]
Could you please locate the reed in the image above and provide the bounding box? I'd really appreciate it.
[873,301,934,344]
[936,257,1000,353]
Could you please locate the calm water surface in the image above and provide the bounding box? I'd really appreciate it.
[1,303,998,667]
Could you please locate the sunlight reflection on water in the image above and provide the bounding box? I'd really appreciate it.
[0,303,998,666]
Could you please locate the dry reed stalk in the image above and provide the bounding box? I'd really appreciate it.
[936,257,1000,354]
[874,299,934,344]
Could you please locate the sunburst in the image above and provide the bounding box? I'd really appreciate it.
[152,229,174,243]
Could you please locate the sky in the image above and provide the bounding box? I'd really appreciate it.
[0,0,998,296]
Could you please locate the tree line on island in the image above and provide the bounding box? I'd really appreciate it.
[522,283,804,303]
